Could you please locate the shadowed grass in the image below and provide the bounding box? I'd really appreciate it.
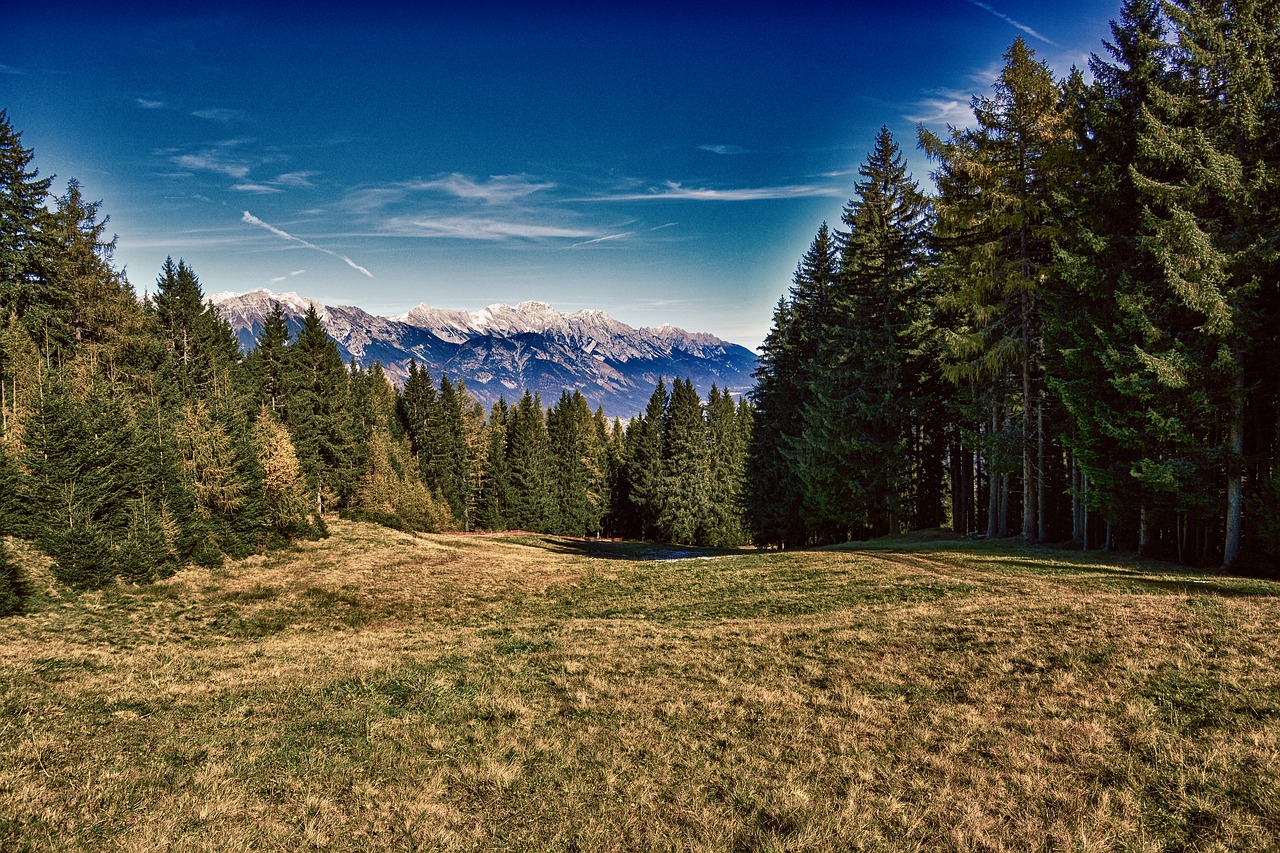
[1,521,1278,851]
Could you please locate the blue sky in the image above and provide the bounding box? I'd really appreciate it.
[4,1,1121,348]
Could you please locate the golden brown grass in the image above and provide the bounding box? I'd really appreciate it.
[1,523,1278,851]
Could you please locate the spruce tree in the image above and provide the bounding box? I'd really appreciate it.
[799,127,932,539]
[284,304,353,514]
[0,109,66,355]
[921,37,1073,543]
[624,379,668,539]
[505,391,554,531]
[477,398,512,531]
[659,378,712,544]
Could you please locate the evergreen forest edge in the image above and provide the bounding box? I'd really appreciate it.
[2,0,1279,613]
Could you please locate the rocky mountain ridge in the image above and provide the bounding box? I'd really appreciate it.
[208,289,758,419]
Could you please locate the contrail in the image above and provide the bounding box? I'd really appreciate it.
[966,1,1060,48]
[242,211,373,278]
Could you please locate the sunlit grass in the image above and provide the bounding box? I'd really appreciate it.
[2,522,1278,850]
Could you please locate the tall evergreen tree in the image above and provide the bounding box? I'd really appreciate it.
[623,379,668,539]
[0,109,66,356]
[921,37,1073,543]
[659,378,712,544]
[798,127,933,539]
[505,391,554,531]
[477,398,512,531]
[284,304,354,514]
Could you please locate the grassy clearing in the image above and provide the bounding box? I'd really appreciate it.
[1,523,1278,851]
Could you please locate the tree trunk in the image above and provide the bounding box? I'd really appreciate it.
[1037,396,1046,543]
[987,409,999,539]
[1222,362,1245,569]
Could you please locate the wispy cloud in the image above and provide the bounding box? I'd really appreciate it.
[174,152,251,179]
[384,215,593,241]
[242,211,373,277]
[193,107,249,123]
[268,269,307,284]
[585,181,844,202]
[965,0,1060,48]
[699,144,748,155]
[907,94,977,127]
[232,171,318,194]
[135,97,169,110]
[408,173,556,203]
[232,183,284,194]
[274,171,317,188]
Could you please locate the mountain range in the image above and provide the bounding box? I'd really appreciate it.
[208,290,758,419]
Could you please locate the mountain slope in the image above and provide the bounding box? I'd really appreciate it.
[210,290,757,419]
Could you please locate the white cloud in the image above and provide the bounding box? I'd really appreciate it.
[232,183,284,194]
[173,152,251,179]
[386,215,593,241]
[586,181,844,202]
[242,211,373,277]
[135,97,168,109]
[906,95,977,128]
[965,0,1060,48]
[409,173,556,203]
[274,171,317,188]
[699,144,748,155]
[193,107,249,123]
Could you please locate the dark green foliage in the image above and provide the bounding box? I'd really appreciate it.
[22,381,193,587]
[797,127,935,540]
[547,390,606,537]
[505,392,554,531]
[477,398,512,531]
[0,541,22,616]
[0,109,67,356]
[285,305,355,514]
[623,379,668,539]
[244,300,291,416]
[659,378,711,544]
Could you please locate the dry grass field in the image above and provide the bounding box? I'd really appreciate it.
[1,521,1278,852]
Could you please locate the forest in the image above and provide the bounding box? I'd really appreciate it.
[749,0,1278,570]
[2,0,1278,617]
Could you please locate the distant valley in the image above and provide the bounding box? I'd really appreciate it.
[209,290,758,419]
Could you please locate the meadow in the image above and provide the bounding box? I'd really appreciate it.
[1,522,1277,851]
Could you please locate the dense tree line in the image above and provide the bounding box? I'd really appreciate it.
[0,108,753,613]
[751,0,1278,570]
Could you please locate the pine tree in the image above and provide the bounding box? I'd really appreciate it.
[284,304,353,514]
[746,298,807,547]
[1049,0,1175,550]
[921,37,1073,543]
[659,378,712,544]
[150,258,241,403]
[0,109,66,356]
[799,127,933,539]
[477,398,512,531]
[548,390,607,537]
[1131,0,1279,567]
[623,379,668,539]
[244,300,291,416]
[505,391,554,531]
[704,386,750,546]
